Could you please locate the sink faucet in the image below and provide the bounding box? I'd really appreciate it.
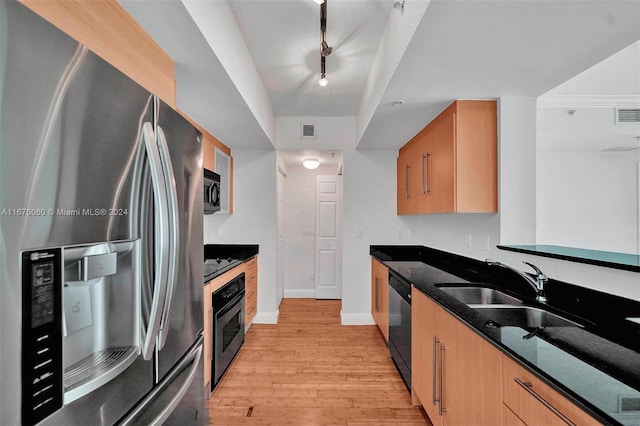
[485,259,548,303]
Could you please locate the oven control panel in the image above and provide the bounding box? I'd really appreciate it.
[21,248,63,426]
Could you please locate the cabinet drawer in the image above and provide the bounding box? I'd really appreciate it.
[502,355,599,426]
[503,404,527,426]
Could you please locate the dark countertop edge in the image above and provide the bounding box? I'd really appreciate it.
[497,245,640,273]
[406,282,616,426]
[204,244,259,262]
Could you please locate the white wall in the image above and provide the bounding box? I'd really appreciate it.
[537,106,640,253]
[283,165,337,298]
[204,149,279,323]
[342,149,412,324]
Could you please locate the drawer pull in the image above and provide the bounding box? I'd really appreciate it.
[514,378,575,426]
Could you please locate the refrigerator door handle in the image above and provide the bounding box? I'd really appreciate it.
[155,125,180,350]
[117,338,203,426]
[141,122,171,360]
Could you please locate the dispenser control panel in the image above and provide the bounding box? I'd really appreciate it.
[22,248,63,426]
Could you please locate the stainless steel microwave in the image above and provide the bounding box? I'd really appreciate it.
[204,168,221,214]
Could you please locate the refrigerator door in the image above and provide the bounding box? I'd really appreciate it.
[154,101,204,382]
[1,3,154,424]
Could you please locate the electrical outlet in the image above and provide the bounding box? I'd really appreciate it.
[409,229,417,239]
[214,228,220,238]
[310,272,315,281]
[484,235,491,251]
[356,228,363,238]
[466,234,473,248]
[397,229,403,239]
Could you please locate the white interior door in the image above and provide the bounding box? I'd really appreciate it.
[315,175,342,299]
[276,169,285,307]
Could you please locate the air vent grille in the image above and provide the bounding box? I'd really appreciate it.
[301,124,316,138]
[616,108,640,123]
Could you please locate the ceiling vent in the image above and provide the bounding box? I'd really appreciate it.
[301,124,317,139]
[615,108,640,124]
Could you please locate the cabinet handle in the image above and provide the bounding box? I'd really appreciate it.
[432,337,438,406]
[405,164,410,199]
[374,277,379,313]
[422,153,430,194]
[514,378,575,426]
[439,342,446,415]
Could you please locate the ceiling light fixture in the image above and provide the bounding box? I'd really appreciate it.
[313,0,325,4]
[318,0,332,87]
[319,56,328,86]
[303,158,320,169]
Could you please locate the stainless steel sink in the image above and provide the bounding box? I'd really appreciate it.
[437,285,522,305]
[471,305,583,328]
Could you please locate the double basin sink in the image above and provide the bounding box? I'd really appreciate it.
[436,285,584,328]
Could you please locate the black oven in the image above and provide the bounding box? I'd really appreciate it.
[204,168,220,214]
[211,273,245,392]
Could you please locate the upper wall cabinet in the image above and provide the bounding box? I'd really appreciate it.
[397,100,497,215]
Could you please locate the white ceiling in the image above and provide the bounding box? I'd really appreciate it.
[228,0,394,117]
[121,0,640,151]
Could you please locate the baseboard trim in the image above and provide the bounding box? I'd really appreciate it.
[252,310,279,324]
[340,311,375,325]
[284,289,316,298]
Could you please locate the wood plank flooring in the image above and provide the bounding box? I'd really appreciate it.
[208,299,430,425]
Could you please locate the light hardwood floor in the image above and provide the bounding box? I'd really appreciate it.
[208,298,430,425]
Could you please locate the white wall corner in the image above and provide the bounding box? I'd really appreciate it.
[283,289,316,298]
[340,311,376,326]
[252,309,280,325]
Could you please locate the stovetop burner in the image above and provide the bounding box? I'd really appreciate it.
[204,257,243,281]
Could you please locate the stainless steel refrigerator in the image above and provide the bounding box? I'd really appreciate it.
[0,2,207,425]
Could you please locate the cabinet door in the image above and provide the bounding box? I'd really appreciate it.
[202,136,215,171]
[411,288,443,425]
[441,311,502,426]
[203,282,212,387]
[371,260,380,325]
[379,265,389,342]
[426,108,455,213]
[397,142,421,214]
[371,259,389,341]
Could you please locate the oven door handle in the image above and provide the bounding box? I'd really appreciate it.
[214,291,246,319]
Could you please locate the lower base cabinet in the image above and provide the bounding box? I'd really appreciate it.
[411,288,502,425]
[411,287,600,426]
[371,258,389,341]
[501,355,600,426]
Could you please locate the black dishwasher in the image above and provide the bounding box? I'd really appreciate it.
[388,270,412,390]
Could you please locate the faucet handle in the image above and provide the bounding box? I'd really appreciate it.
[523,261,547,280]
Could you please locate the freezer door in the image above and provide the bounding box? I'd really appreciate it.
[118,337,208,426]
[154,101,204,382]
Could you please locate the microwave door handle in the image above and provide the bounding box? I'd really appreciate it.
[155,126,180,350]
[141,122,170,360]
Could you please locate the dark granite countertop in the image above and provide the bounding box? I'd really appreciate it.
[371,245,640,426]
[204,244,258,262]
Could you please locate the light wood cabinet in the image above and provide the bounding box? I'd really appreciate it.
[203,280,213,387]
[502,355,600,426]
[244,256,258,327]
[412,288,502,425]
[371,258,389,341]
[397,100,497,215]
